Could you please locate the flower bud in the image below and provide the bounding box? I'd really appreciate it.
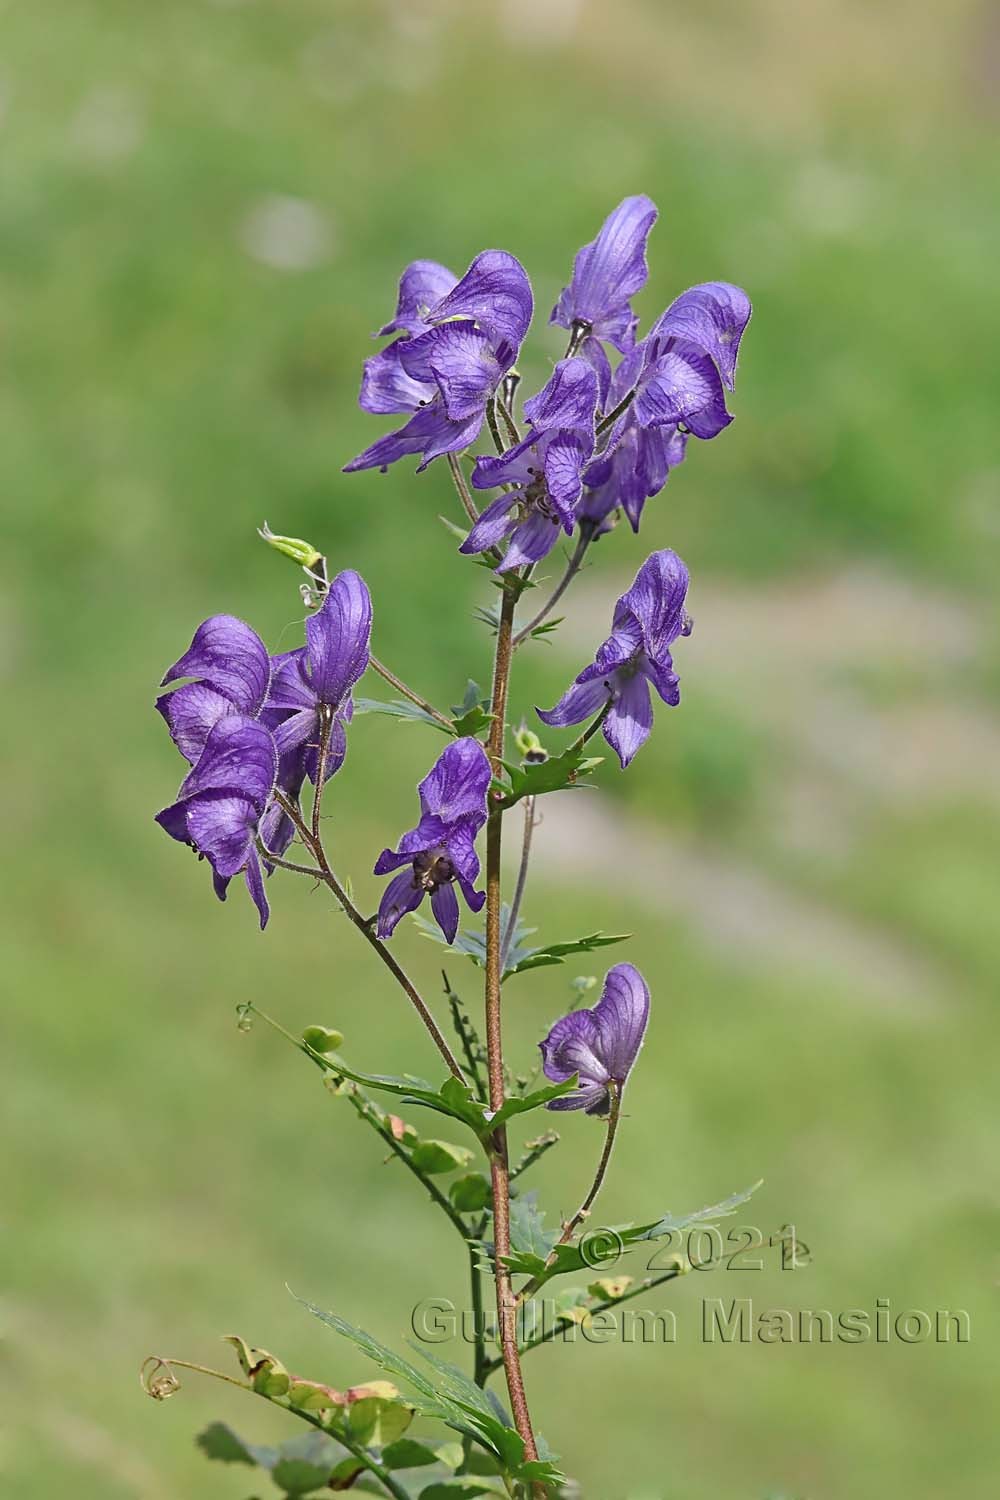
[257,521,324,572]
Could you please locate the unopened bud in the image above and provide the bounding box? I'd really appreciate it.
[514,724,548,763]
[258,521,323,572]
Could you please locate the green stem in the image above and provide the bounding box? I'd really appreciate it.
[568,700,611,754]
[447,452,481,524]
[595,386,635,437]
[511,528,592,650]
[498,796,536,973]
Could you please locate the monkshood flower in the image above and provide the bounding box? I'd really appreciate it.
[155,715,278,929]
[460,357,598,572]
[373,737,491,943]
[263,570,372,785]
[582,280,750,530]
[540,962,650,1114]
[156,615,271,765]
[538,549,691,768]
[344,251,533,473]
[550,195,657,401]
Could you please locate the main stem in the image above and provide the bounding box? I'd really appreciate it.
[484,578,540,1469]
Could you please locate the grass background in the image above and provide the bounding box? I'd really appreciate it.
[3,1,998,1496]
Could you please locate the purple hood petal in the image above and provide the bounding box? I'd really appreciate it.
[550,196,657,352]
[160,614,271,715]
[428,249,534,350]
[304,569,372,707]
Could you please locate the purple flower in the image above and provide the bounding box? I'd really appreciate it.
[344,251,533,474]
[540,963,650,1114]
[550,196,658,356]
[155,715,278,928]
[537,549,691,768]
[263,570,372,784]
[650,281,752,393]
[373,737,491,943]
[580,417,688,534]
[459,358,598,573]
[156,615,271,765]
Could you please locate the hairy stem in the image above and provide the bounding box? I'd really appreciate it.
[483,579,541,1471]
[511,528,592,650]
[595,386,635,437]
[368,655,455,733]
[273,790,466,1082]
[486,395,506,456]
[498,796,536,973]
[447,452,481,524]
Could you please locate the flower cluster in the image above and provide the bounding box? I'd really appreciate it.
[347,196,749,561]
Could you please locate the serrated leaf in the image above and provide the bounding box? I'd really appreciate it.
[508,1192,558,1260]
[450,704,493,738]
[315,1056,489,1136]
[501,747,603,805]
[410,1139,475,1176]
[504,931,631,980]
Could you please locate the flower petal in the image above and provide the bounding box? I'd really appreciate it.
[178,716,278,813]
[359,342,434,415]
[376,867,424,939]
[429,250,533,350]
[604,675,653,768]
[621,549,690,657]
[496,508,563,573]
[446,822,482,886]
[343,401,479,474]
[550,196,657,352]
[185,791,260,877]
[417,738,492,825]
[243,847,270,929]
[634,339,732,439]
[539,1008,609,1088]
[593,962,650,1084]
[305,570,372,707]
[536,675,609,729]
[652,282,751,391]
[378,259,458,337]
[160,614,270,715]
[399,322,507,422]
[522,358,599,434]
[541,427,592,521]
[430,881,460,944]
[471,435,536,492]
[156,682,239,765]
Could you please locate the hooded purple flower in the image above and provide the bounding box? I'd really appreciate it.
[374,737,491,943]
[459,358,598,573]
[156,615,271,765]
[344,251,533,474]
[579,280,749,531]
[263,570,372,785]
[551,196,657,355]
[537,549,691,768]
[155,715,278,928]
[540,962,650,1114]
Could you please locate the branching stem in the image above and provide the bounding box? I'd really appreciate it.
[498,796,537,973]
[368,655,455,733]
[512,529,592,650]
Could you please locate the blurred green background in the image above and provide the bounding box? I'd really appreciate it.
[3,1,999,1496]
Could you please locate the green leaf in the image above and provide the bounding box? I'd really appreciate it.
[450,704,493,738]
[354,698,452,734]
[271,1432,342,1495]
[409,1139,475,1175]
[382,1438,443,1471]
[195,1422,274,1469]
[315,1056,489,1136]
[489,1077,578,1130]
[301,1025,344,1054]
[223,1335,290,1397]
[501,747,604,805]
[504,931,631,979]
[449,1173,492,1213]
[508,1192,558,1260]
[438,513,470,543]
[348,1392,414,1447]
[418,1483,506,1499]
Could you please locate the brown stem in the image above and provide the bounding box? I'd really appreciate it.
[368,654,455,733]
[272,790,466,1082]
[483,580,541,1471]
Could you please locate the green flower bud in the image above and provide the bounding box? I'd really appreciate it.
[258,521,323,572]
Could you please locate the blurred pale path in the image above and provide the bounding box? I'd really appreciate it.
[2,2,998,1497]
